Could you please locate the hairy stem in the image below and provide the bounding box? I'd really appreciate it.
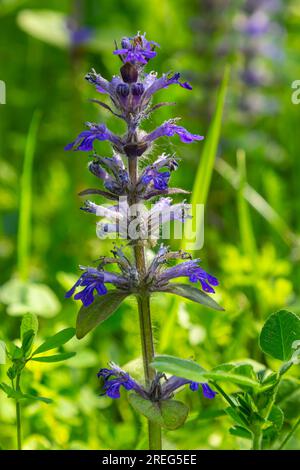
[128,156,162,450]
[15,374,22,450]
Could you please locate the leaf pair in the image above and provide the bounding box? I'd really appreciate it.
[76,284,223,339]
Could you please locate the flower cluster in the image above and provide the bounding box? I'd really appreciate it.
[98,363,216,400]
[146,245,219,294]
[66,247,138,307]
[65,32,218,308]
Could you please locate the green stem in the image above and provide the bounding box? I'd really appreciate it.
[252,427,262,450]
[129,157,162,451]
[278,416,300,450]
[15,374,22,450]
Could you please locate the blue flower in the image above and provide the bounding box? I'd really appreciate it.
[65,122,121,152]
[157,259,219,294]
[113,33,159,65]
[98,364,147,399]
[65,267,129,307]
[97,364,217,401]
[141,168,171,191]
[65,18,93,46]
[146,120,204,145]
[161,376,217,400]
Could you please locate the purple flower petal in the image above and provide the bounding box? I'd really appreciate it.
[146,121,204,145]
[201,383,217,399]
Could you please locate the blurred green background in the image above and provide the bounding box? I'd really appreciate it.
[0,0,300,450]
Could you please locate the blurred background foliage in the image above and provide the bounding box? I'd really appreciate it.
[0,0,300,450]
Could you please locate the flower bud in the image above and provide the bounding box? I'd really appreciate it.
[120,62,138,83]
[131,82,144,96]
[116,83,130,97]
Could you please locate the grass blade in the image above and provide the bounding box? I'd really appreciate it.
[17,110,41,281]
[160,67,229,352]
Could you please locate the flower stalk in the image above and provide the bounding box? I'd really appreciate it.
[66,32,219,450]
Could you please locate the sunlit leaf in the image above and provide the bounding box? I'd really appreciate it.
[31,352,76,363]
[32,328,75,356]
[152,355,259,389]
[20,313,38,340]
[259,310,300,361]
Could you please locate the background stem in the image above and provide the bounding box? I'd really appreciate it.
[278,416,300,450]
[15,374,22,450]
[128,156,162,450]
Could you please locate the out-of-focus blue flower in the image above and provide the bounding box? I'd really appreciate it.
[113,33,159,65]
[65,18,93,46]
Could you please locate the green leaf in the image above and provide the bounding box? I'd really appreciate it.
[259,310,300,361]
[22,394,52,404]
[229,426,252,440]
[9,344,23,360]
[225,407,249,428]
[20,313,38,340]
[17,10,70,49]
[268,405,284,432]
[31,352,76,363]
[76,291,129,339]
[276,378,300,420]
[0,383,24,400]
[21,329,35,357]
[128,394,189,430]
[152,355,259,389]
[0,383,52,403]
[32,328,75,356]
[157,283,224,311]
[152,355,206,380]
